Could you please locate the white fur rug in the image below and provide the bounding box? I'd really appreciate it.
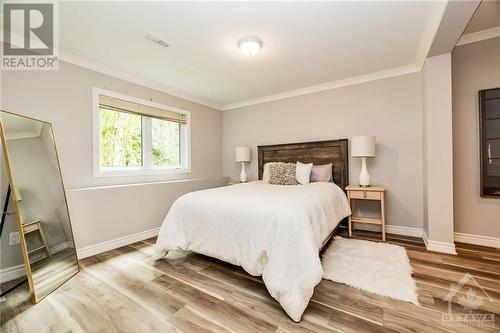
[322,236,419,304]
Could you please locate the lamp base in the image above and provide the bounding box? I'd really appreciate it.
[358,157,371,187]
[239,162,247,183]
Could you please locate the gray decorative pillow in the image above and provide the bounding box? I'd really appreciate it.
[269,162,299,185]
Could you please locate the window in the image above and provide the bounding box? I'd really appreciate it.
[93,88,190,176]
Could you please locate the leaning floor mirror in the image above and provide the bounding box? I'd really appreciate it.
[0,110,78,303]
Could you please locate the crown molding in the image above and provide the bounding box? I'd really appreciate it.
[5,122,43,140]
[414,0,448,68]
[0,33,223,111]
[456,26,500,46]
[3,32,431,113]
[58,50,223,110]
[220,0,445,111]
[222,64,420,111]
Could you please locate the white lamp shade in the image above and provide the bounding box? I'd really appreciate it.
[235,147,251,162]
[351,136,376,157]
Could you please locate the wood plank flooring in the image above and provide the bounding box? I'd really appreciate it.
[1,229,499,332]
[0,277,26,296]
[31,248,79,301]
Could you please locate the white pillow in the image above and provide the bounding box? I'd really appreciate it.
[296,161,313,185]
[262,163,271,182]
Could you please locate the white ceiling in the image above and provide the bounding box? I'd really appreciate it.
[58,1,446,109]
[464,0,500,34]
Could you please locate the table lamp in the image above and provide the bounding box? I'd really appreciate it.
[235,147,251,182]
[351,136,376,187]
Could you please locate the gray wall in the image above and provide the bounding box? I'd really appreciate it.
[4,40,494,256]
[1,61,225,251]
[223,72,424,229]
[452,37,500,238]
[1,61,222,189]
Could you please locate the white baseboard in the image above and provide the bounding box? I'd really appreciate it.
[454,232,500,249]
[76,227,159,259]
[345,223,457,255]
[0,241,77,283]
[422,230,457,255]
[352,223,423,238]
[422,229,429,248]
[1,231,155,282]
[51,241,75,254]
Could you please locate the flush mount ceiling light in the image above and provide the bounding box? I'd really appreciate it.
[237,36,263,55]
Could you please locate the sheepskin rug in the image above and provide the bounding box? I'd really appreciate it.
[322,236,419,304]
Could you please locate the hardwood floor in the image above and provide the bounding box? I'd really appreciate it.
[1,229,499,332]
[31,248,79,301]
[0,277,26,296]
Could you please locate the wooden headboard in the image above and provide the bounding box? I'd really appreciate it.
[257,139,349,191]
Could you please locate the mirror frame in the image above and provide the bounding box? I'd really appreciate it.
[0,110,79,303]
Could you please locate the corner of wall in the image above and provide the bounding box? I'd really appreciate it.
[421,53,456,253]
[423,228,457,255]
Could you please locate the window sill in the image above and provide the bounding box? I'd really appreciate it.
[93,167,191,178]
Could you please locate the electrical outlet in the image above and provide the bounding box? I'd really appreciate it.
[9,232,20,245]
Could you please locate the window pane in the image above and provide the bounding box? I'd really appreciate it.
[152,118,180,166]
[100,108,142,167]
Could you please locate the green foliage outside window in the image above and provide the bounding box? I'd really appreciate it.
[100,108,182,168]
[100,108,142,167]
[152,118,180,166]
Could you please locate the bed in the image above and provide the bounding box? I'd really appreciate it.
[155,139,351,322]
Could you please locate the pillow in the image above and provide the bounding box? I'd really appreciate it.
[269,162,299,185]
[310,163,333,182]
[262,163,271,182]
[296,161,313,185]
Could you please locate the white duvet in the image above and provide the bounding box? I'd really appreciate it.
[155,181,351,321]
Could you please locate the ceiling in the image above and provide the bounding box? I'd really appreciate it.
[427,0,481,57]
[464,0,500,34]
[58,1,447,109]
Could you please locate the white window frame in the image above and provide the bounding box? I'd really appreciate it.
[92,87,191,177]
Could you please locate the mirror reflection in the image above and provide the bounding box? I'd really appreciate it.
[0,111,78,302]
[0,174,26,296]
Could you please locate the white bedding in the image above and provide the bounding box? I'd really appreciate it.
[155,181,351,321]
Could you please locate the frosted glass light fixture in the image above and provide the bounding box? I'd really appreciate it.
[238,36,263,55]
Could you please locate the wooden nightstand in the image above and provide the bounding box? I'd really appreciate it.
[345,185,386,241]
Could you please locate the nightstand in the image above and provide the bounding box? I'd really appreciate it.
[345,185,386,241]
